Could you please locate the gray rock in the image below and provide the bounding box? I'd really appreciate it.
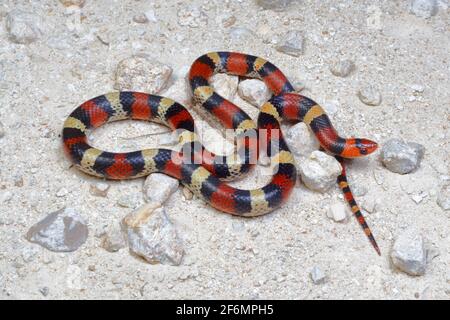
[122,204,184,265]
[143,173,179,205]
[0,121,5,138]
[276,30,305,57]
[310,266,326,284]
[330,59,355,77]
[237,79,271,107]
[358,85,382,106]
[410,0,438,18]
[391,228,427,276]
[256,0,298,11]
[39,287,49,296]
[437,185,450,210]
[6,10,43,44]
[380,139,425,174]
[298,151,342,192]
[26,208,88,252]
[114,56,172,93]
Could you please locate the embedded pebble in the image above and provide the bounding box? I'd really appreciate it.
[133,14,149,24]
[276,30,305,57]
[117,193,141,209]
[59,0,85,7]
[310,266,326,284]
[298,151,341,192]
[177,5,208,28]
[26,208,88,252]
[362,197,379,213]
[436,185,450,210]
[391,228,428,276]
[411,84,425,93]
[219,14,236,28]
[55,187,68,198]
[114,56,172,93]
[358,85,382,106]
[6,10,43,44]
[229,27,255,41]
[409,0,438,18]
[237,79,271,107]
[256,0,297,11]
[326,202,349,222]
[285,122,319,158]
[329,59,355,77]
[39,287,49,297]
[89,182,110,197]
[380,139,425,174]
[211,73,239,101]
[143,173,179,205]
[121,204,184,266]
[101,224,126,252]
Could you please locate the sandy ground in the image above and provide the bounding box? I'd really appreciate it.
[0,0,449,300]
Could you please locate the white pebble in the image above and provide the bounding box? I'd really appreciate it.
[310,266,326,284]
[211,73,239,101]
[298,151,341,192]
[329,59,355,77]
[285,122,319,158]
[437,185,450,210]
[89,182,110,197]
[391,228,428,276]
[238,79,271,107]
[326,202,349,222]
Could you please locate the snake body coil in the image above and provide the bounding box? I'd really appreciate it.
[63,52,380,255]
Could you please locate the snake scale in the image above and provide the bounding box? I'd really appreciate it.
[62,52,381,255]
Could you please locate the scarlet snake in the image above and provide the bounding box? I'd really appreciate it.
[62,51,381,255]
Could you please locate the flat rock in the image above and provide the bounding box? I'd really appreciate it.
[26,208,88,252]
[380,139,425,174]
[122,204,184,266]
[276,30,304,57]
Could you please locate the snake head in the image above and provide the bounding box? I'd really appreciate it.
[342,138,378,158]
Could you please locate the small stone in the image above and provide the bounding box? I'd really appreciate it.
[362,197,378,213]
[210,73,239,101]
[326,202,349,222]
[56,187,68,198]
[0,191,13,203]
[437,185,450,210]
[298,151,341,192]
[256,0,297,11]
[177,5,208,28]
[101,225,126,252]
[380,139,425,174]
[410,0,438,18]
[276,30,305,57]
[39,287,49,297]
[143,173,179,205]
[237,79,271,107]
[285,122,319,158]
[89,182,110,197]
[329,59,355,77]
[411,193,424,204]
[220,14,236,27]
[310,266,326,284]
[6,10,43,44]
[391,228,427,276]
[122,204,184,266]
[291,79,306,92]
[133,13,149,24]
[26,208,88,252]
[358,85,382,106]
[59,0,85,7]
[144,9,158,23]
[114,56,172,94]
